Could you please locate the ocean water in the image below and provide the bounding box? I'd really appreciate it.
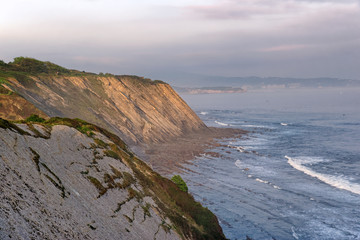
[179,88,360,240]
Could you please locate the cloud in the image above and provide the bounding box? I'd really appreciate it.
[184,0,359,20]
[1,0,359,81]
[259,44,309,52]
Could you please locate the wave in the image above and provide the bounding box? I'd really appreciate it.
[255,178,269,184]
[235,160,242,169]
[241,124,267,128]
[255,178,282,190]
[280,123,288,126]
[291,226,299,240]
[285,156,360,195]
[235,161,281,189]
[215,121,230,126]
[200,111,208,115]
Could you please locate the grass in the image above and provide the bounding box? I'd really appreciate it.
[0,118,30,135]
[127,156,226,240]
[171,175,188,192]
[122,172,136,188]
[127,187,143,202]
[94,138,108,148]
[141,203,151,219]
[87,176,107,197]
[25,114,45,123]
[104,150,121,161]
[0,84,12,95]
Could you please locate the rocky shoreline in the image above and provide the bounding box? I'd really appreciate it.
[140,127,247,175]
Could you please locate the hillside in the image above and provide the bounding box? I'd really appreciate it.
[166,72,360,89]
[0,117,225,240]
[0,57,207,145]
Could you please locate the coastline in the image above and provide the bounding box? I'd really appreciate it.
[141,127,247,175]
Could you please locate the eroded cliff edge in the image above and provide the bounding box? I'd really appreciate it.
[0,57,207,145]
[0,57,229,239]
[0,118,225,240]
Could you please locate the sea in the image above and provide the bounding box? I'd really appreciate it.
[178,88,360,240]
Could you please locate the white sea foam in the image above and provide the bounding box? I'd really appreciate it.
[215,121,230,126]
[255,178,269,184]
[200,111,208,115]
[291,226,299,240]
[255,178,281,190]
[235,160,242,168]
[286,156,360,195]
[281,123,288,126]
[236,146,244,152]
[241,124,266,128]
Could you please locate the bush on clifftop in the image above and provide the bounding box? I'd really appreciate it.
[171,175,188,192]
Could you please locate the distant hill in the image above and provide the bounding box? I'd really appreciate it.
[168,74,360,90]
[174,86,246,94]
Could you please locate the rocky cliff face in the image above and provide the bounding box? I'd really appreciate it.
[0,59,207,145]
[0,118,225,240]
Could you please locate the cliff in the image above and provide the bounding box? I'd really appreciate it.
[0,117,225,240]
[0,57,207,145]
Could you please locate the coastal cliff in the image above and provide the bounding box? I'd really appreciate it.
[0,57,227,239]
[0,117,225,240]
[0,57,207,145]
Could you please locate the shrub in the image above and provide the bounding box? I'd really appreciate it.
[25,114,45,123]
[171,175,188,192]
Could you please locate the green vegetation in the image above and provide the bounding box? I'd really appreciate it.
[122,171,136,188]
[127,187,143,202]
[171,175,188,193]
[116,75,166,86]
[77,125,95,137]
[94,138,108,148]
[0,115,225,239]
[25,114,45,123]
[0,85,13,95]
[87,176,107,197]
[1,57,166,87]
[141,203,152,219]
[104,150,121,161]
[0,118,30,135]
[9,57,70,74]
[128,157,225,239]
[43,117,131,155]
[0,78,12,95]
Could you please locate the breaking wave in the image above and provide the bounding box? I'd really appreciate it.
[286,156,360,195]
[215,121,230,126]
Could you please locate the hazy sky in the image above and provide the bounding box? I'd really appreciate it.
[1,0,360,82]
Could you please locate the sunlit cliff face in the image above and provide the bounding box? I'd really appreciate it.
[1,0,360,80]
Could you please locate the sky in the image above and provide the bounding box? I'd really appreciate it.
[1,0,360,84]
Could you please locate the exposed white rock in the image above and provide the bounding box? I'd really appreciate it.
[0,125,180,240]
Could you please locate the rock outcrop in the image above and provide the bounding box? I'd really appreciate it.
[0,118,225,240]
[0,58,207,145]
